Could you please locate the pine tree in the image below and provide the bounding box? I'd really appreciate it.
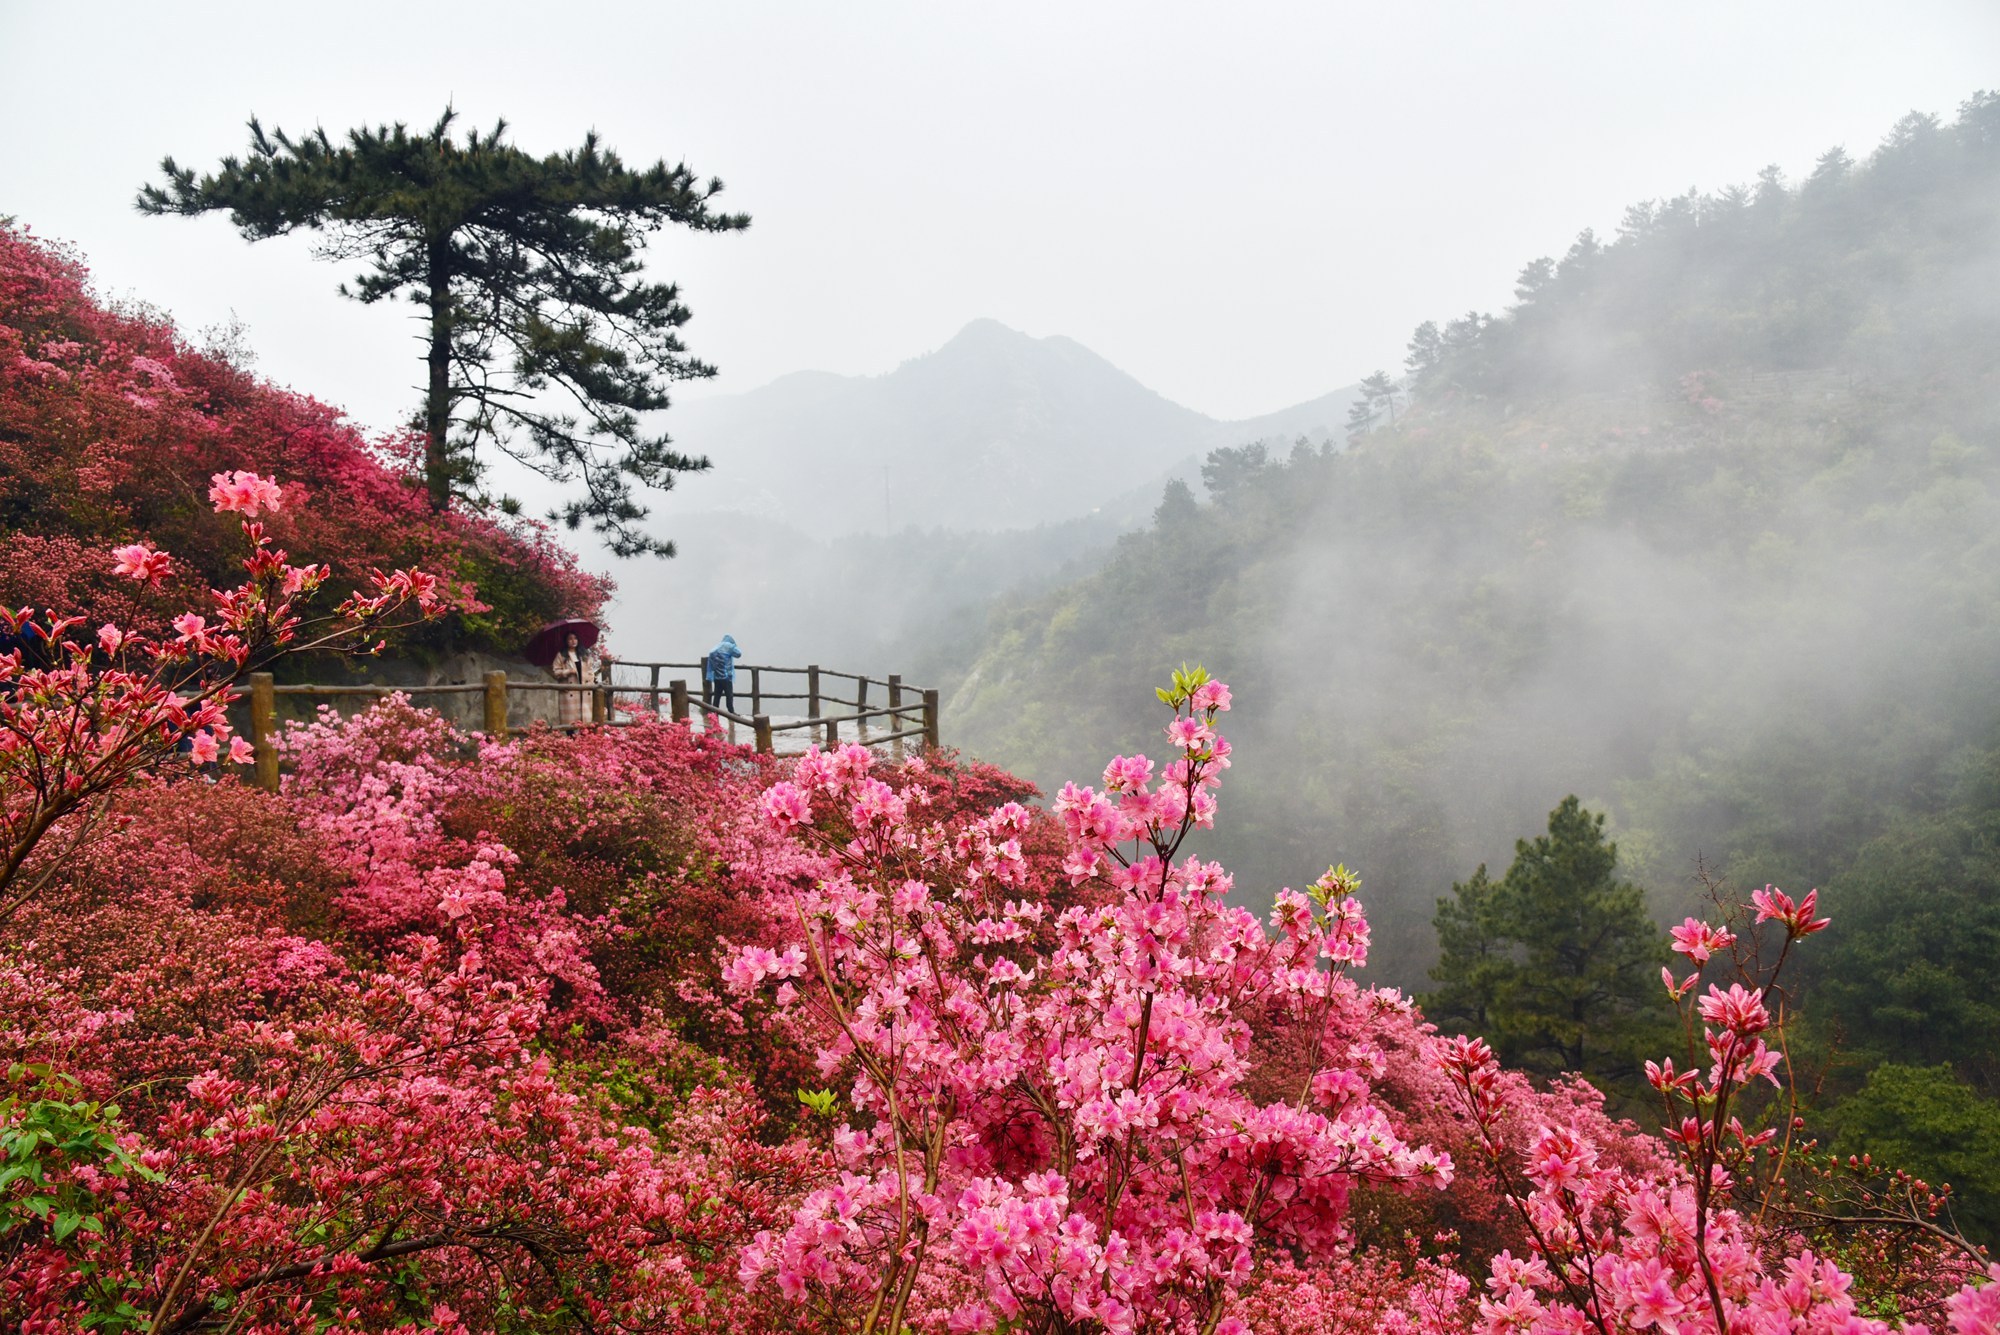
[1425,863,1504,1034]
[1198,443,1271,500]
[1346,371,1401,441]
[1152,477,1200,529]
[138,109,749,556]
[1345,393,1377,440]
[1425,796,1667,1081]
[1361,370,1399,424]
[1404,321,1444,385]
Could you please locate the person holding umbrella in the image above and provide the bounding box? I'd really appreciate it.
[525,619,601,726]
[552,630,594,725]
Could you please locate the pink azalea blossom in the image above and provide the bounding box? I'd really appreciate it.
[110,542,174,586]
[1668,916,1735,963]
[1696,982,1769,1035]
[1190,680,1231,712]
[208,469,286,517]
[1751,884,1831,937]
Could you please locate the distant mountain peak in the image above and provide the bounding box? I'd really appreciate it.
[904,317,1038,368]
[945,316,1027,343]
[670,324,1361,534]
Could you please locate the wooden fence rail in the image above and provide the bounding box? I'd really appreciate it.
[245,661,940,793]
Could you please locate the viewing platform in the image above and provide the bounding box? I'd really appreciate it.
[242,660,939,792]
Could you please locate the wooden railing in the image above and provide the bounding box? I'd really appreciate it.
[243,662,940,793]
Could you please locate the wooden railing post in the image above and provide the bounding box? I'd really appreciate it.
[648,664,661,718]
[856,677,870,741]
[249,672,279,793]
[750,666,761,717]
[669,679,688,723]
[754,714,773,755]
[888,674,903,764]
[483,671,508,736]
[826,714,839,745]
[807,665,821,746]
[590,679,607,725]
[922,688,940,752]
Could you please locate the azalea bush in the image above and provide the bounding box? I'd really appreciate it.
[722,668,1454,1332]
[2,701,821,1328]
[1,855,814,1331]
[1,468,440,929]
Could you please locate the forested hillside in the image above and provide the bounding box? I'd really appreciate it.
[946,94,2000,1088]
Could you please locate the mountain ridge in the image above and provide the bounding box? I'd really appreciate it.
[667,319,1361,533]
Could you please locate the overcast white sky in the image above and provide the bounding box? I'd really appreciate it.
[3,1,1996,432]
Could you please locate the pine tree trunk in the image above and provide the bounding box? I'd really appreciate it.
[424,242,452,512]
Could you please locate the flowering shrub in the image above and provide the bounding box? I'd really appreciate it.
[1,888,812,1331]
[277,700,799,1038]
[1432,886,1995,1334]
[725,669,1453,1333]
[3,701,821,1329]
[0,469,439,929]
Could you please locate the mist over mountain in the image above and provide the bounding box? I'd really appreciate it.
[940,91,2000,1047]
[665,318,1359,534]
[599,325,1359,667]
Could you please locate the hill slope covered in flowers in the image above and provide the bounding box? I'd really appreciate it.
[0,224,607,660]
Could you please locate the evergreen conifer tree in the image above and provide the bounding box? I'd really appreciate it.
[1346,371,1400,440]
[139,109,749,556]
[1425,796,1667,1081]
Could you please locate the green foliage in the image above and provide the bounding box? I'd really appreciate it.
[1155,662,1212,708]
[139,108,750,555]
[1198,443,1274,500]
[1810,740,2000,1095]
[1831,1063,2000,1243]
[1,1064,159,1331]
[1348,370,1401,439]
[1153,478,1200,529]
[1424,798,1667,1081]
[1427,864,1502,1034]
[0,1064,155,1244]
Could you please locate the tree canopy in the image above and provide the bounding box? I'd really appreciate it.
[1400,92,2000,401]
[138,109,749,556]
[1810,738,2000,1095]
[1833,1063,2000,1243]
[1425,797,1666,1081]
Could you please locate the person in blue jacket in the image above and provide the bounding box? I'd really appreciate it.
[703,634,742,713]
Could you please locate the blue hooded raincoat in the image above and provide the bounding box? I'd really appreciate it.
[704,635,741,684]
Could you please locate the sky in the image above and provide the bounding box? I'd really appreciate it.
[3,2,1996,430]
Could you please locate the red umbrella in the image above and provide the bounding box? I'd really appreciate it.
[524,619,599,668]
